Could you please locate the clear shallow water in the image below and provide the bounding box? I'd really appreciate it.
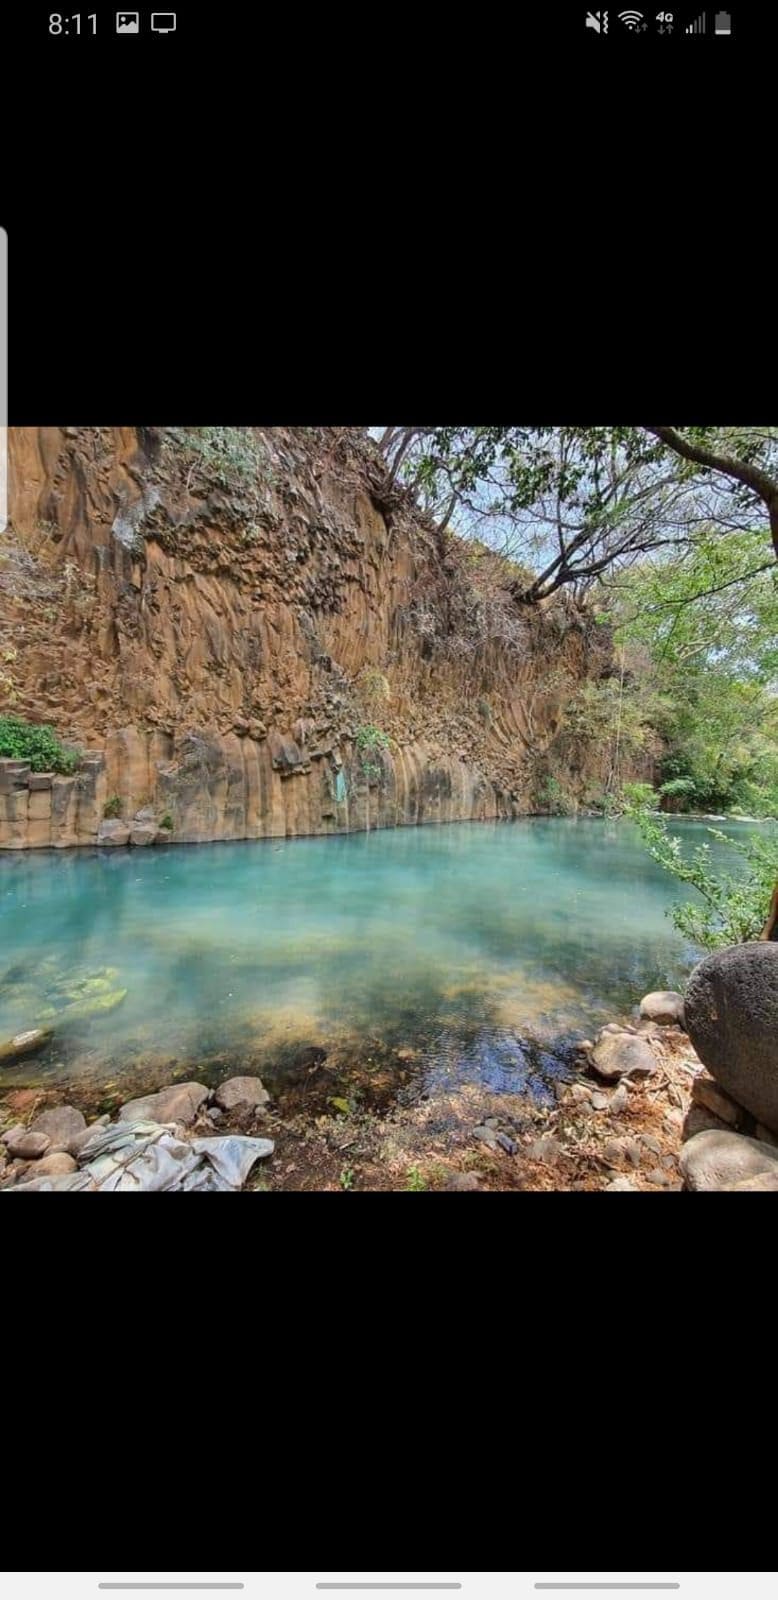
[0,818,760,1105]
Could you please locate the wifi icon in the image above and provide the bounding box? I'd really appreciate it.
[619,8,644,25]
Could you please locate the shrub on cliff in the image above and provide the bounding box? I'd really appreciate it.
[0,715,80,774]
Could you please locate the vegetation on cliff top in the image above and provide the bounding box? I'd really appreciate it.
[0,715,79,774]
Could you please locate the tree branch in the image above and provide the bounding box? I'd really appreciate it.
[644,426,778,560]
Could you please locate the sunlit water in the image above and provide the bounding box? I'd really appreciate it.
[0,818,762,1108]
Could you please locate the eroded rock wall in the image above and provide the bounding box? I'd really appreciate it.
[1,427,608,848]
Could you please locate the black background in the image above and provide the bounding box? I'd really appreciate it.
[1,2,773,1572]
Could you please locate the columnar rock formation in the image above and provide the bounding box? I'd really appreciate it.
[1,427,612,848]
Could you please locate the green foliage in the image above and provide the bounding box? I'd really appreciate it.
[609,533,778,818]
[632,809,778,949]
[175,427,271,491]
[355,723,390,783]
[339,1165,355,1191]
[159,813,174,831]
[621,781,658,811]
[103,795,122,819]
[532,774,574,816]
[405,1165,428,1191]
[0,716,79,775]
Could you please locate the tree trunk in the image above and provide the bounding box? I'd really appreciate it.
[760,884,778,941]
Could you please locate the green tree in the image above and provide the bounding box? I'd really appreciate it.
[631,809,778,950]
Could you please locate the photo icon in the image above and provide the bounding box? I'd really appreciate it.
[115,11,140,30]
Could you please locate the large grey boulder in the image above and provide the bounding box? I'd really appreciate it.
[680,1128,778,1191]
[684,942,778,1133]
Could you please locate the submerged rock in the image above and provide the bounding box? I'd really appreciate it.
[41,988,128,1028]
[679,1128,778,1191]
[0,1027,52,1065]
[639,990,685,1027]
[684,943,778,1134]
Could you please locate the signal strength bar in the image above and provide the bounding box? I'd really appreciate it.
[686,11,706,29]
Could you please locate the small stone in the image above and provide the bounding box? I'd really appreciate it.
[30,1152,77,1177]
[69,1124,108,1159]
[663,1109,684,1136]
[30,1105,86,1149]
[568,1083,593,1103]
[609,1083,629,1115]
[444,1172,481,1191]
[590,1092,609,1111]
[646,1166,673,1187]
[605,1176,638,1191]
[5,1130,51,1161]
[495,1132,518,1155]
[590,1030,656,1082]
[212,1076,270,1113]
[473,1125,500,1150]
[526,1135,562,1166]
[118,1082,209,1127]
[484,1116,501,1128]
[639,990,685,1027]
[640,1132,662,1156]
[602,1136,640,1167]
[1,1123,25,1146]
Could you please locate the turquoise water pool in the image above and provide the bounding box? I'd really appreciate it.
[0,817,759,1104]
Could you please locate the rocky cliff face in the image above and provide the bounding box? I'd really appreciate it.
[0,427,611,848]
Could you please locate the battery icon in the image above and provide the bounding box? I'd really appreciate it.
[714,11,732,32]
